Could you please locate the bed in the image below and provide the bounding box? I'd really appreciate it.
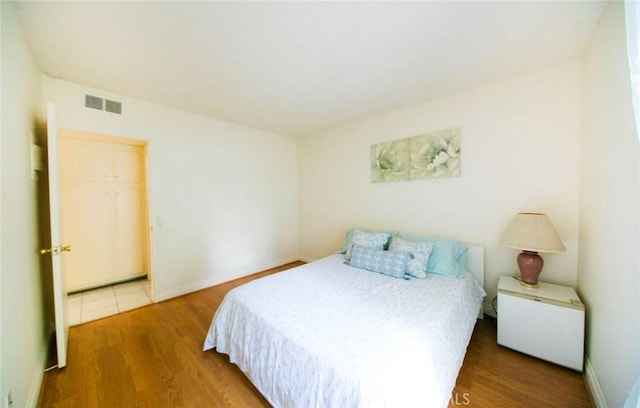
[204,235,485,408]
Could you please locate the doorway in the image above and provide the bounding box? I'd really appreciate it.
[67,279,153,325]
[58,129,152,324]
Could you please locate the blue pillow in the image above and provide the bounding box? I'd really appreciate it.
[348,245,410,279]
[338,228,392,257]
[397,233,468,278]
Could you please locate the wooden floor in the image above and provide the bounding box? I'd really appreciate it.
[39,261,592,407]
[449,317,592,408]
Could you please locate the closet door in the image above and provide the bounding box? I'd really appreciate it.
[59,131,149,292]
[60,138,114,290]
[113,145,148,280]
[60,184,114,289]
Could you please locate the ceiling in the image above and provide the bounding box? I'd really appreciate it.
[14,1,606,137]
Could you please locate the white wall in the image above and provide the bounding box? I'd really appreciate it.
[299,61,581,311]
[1,3,48,407]
[579,2,640,407]
[43,78,299,301]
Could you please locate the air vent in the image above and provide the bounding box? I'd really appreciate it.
[85,94,103,110]
[84,94,122,115]
[105,99,122,114]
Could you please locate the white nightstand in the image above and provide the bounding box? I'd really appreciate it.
[497,275,585,371]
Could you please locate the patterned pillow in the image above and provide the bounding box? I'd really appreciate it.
[337,227,392,254]
[389,236,434,279]
[397,233,468,278]
[344,229,392,260]
[348,245,409,279]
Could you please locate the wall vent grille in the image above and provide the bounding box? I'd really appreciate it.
[85,94,103,110]
[84,94,122,114]
[105,99,122,114]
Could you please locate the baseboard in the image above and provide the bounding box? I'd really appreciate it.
[297,254,317,263]
[27,335,50,408]
[585,357,608,408]
[154,255,302,302]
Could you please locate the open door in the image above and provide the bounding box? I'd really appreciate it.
[41,102,71,368]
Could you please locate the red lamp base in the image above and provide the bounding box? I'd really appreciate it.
[517,250,543,287]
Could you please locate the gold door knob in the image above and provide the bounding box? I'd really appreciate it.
[40,245,71,255]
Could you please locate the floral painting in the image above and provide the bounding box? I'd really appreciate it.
[370,138,409,182]
[371,127,461,183]
[409,127,461,180]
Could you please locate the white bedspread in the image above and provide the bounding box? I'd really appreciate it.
[204,254,485,408]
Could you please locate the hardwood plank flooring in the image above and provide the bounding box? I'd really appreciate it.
[39,261,591,407]
[449,317,592,408]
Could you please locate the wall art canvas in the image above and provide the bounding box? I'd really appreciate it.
[371,127,461,183]
[370,138,410,182]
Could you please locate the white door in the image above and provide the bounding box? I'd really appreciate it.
[42,103,70,368]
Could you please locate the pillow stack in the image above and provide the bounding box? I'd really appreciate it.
[340,228,468,280]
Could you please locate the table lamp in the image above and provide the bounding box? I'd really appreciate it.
[500,212,566,287]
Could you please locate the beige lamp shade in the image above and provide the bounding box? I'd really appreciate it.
[500,212,566,253]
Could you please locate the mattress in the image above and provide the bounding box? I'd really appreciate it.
[204,254,485,408]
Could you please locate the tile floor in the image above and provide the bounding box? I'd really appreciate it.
[67,279,153,326]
